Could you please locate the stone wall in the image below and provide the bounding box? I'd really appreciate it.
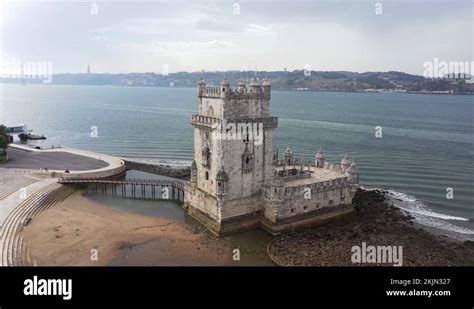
[123,160,190,180]
[184,186,220,221]
[263,183,354,223]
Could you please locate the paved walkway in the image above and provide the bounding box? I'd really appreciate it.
[5,144,126,178]
[3,147,108,171]
[0,145,128,266]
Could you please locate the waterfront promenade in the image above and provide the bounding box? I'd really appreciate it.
[0,144,127,266]
[4,144,126,178]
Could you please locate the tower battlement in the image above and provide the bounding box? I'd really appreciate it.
[197,77,272,119]
[198,77,271,100]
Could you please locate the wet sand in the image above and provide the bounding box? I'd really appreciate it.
[22,191,234,266]
[24,188,471,267]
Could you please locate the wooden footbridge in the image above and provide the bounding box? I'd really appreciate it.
[58,178,186,202]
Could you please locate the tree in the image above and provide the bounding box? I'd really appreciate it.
[0,125,10,161]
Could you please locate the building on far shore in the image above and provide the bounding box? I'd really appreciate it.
[184,78,359,235]
[5,124,28,143]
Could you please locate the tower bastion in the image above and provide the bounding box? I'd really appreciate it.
[184,78,358,235]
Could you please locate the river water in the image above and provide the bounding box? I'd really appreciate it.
[1,84,473,240]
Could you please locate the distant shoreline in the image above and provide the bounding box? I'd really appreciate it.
[1,82,472,95]
[1,69,472,94]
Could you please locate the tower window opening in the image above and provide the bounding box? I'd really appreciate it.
[205,171,209,180]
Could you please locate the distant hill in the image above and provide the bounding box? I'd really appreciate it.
[1,70,473,94]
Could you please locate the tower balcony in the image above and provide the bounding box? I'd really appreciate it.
[191,114,221,128]
[191,114,278,129]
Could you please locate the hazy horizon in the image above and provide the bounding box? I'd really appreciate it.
[1,0,472,75]
[25,69,429,76]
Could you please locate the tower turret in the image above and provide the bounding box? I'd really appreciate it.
[315,147,325,168]
[238,78,246,92]
[197,79,206,96]
[284,146,294,165]
[262,78,271,98]
[220,77,230,98]
[270,173,285,200]
[340,153,350,173]
[345,160,359,184]
[249,77,261,95]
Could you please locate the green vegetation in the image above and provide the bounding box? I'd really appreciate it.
[0,125,10,162]
[1,70,472,93]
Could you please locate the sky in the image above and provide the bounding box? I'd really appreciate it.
[0,0,472,75]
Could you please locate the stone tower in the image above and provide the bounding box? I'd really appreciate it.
[185,77,278,235]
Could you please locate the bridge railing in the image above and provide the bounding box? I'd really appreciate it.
[58,178,186,190]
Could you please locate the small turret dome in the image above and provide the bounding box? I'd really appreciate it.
[341,153,349,166]
[250,77,260,86]
[197,79,206,86]
[315,147,326,168]
[285,146,293,155]
[220,77,230,86]
[315,147,325,159]
[262,78,271,86]
[347,160,358,174]
[191,160,197,169]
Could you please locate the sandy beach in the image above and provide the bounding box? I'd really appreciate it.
[20,188,474,267]
[21,191,234,266]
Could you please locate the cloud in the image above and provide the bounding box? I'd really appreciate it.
[152,40,238,52]
[195,17,244,33]
[247,24,273,33]
[106,39,237,56]
[1,0,471,74]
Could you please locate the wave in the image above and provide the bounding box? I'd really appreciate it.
[361,186,474,239]
[382,189,469,221]
[280,118,473,144]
